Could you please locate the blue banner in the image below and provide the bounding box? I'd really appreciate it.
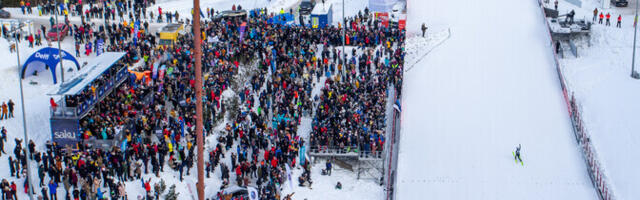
[180,118,185,137]
[133,20,140,45]
[299,145,306,165]
[121,138,128,151]
[50,119,80,148]
[271,48,277,72]
[239,22,247,44]
[96,39,104,56]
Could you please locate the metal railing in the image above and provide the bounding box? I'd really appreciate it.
[308,146,383,160]
[51,66,129,119]
[309,146,360,157]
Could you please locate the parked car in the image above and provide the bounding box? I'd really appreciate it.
[299,0,315,15]
[218,186,261,200]
[0,9,11,19]
[47,23,69,41]
[215,10,248,21]
[611,0,628,7]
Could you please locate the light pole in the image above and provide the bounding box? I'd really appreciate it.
[54,0,65,83]
[632,0,640,79]
[12,25,36,200]
[191,0,205,199]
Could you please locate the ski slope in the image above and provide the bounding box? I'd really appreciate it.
[395,0,597,199]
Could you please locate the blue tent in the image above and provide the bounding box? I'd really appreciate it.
[21,47,81,84]
[267,13,294,26]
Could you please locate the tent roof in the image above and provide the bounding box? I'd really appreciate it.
[311,3,332,15]
[50,52,126,96]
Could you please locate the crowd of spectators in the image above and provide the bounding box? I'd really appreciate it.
[4,2,405,200]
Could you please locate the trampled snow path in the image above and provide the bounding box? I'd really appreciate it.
[396,0,597,199]
[404,28,451,72]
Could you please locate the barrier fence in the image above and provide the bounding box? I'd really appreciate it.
[385,85,400,200]
[536,0,614,199]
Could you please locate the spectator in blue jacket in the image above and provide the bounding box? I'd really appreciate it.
[48,180,58,200]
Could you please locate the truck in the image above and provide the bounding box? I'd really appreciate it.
[158,23,185,46]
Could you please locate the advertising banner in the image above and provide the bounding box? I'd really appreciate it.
[376,12,389,28]
[50,118,80,148]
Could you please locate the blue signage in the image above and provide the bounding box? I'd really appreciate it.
[50,118,80,148]
[97,39,104,56]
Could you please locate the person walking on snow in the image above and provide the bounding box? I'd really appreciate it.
[599,12,604,24]
[421,23,427,38]
[7,100,13,118]
[0,127,5,155]
[617,15,622,28]
[48,180,58,200]
[606,13,611,26]
[1,102,7,120]
[593,8,598,22]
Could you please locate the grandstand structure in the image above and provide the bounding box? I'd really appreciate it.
[48,52,128,150]
[308,85,399,182]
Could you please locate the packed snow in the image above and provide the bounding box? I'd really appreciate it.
[396,0,597,199]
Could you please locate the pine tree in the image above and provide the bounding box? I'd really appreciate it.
[164,184,179,200]
[154,179,166,197]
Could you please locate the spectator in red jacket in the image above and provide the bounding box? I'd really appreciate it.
[617,15,622,28]
[50,98,58,112]
[599,12,604,24]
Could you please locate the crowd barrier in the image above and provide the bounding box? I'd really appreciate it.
[536,0,614,199]
[385,95,399,200]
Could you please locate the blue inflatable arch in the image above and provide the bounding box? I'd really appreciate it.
[21,47,81,84]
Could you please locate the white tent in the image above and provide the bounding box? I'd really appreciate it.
[368,0,397,12]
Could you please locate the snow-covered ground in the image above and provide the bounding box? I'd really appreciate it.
[0,36,94,200]
[396,0,597,199]
[280,162,384,200]
[554,0,640,199]
[0,1,385,199]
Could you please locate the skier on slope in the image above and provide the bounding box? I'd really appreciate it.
[514,144,522,163]
[421,23,428,38]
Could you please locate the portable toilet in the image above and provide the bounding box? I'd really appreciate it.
[310,3,332,28]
